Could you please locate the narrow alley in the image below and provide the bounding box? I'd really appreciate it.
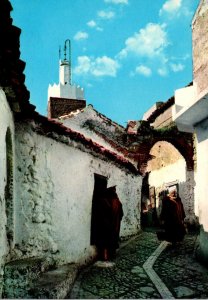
[69,229,208,299]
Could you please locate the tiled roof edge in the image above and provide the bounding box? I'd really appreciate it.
[87,105,125,130]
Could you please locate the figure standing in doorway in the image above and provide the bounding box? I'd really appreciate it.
[159,190,186,245]
[96,186,123,261]
[108,186,124,259]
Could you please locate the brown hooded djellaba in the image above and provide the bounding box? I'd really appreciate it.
[160,190,186,243]
[95,186,123,260]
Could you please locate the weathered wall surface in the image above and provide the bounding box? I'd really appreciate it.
[14,120,142,265]
[150,106,173,129]
[192,0,208,95]
[188,0,208,268]
[59,105,128,159]
[0,89,15,294]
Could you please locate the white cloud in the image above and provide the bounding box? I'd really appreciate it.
[74,55,120,77]
[160,0,182,15]
[96,27,103,32]
[74,31,88,41]
[87,20,97,28]
[74,56,91,74]
[158,67,168,76]
[104,0,128,4]
[98,10,115,19]
[135,65,152,77]
[170,63,184,72]
[170,53,190,61]
[87,20,103,31]
[118,23,168,58]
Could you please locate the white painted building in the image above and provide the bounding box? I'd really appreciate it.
[57,104,137,164]
[0,90,15,292]
[0,8,142,295]
[173,0,208,266]
[13,115,141,266]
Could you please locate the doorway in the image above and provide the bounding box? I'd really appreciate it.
[5,128,14,247]
[90,174,108,245]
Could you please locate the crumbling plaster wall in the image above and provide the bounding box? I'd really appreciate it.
[0,89,15,293]
[150,106,173,129]
[14,120,141,265]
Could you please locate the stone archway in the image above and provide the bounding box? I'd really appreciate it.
[126,123,197,228]
[126,123,194,175]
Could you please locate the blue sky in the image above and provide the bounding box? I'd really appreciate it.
[10,0,200,126]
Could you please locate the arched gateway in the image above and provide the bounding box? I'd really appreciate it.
[126,122,194,175]
[125,119,196,229]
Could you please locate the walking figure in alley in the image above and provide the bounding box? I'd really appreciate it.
[96,186,123,261]
[158,190,186,245]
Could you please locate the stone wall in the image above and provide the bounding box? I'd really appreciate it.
[150,106,173,129]
[14,119,142,266]
[192,0,208,95]
[147,141,182,171]
[0,89,15,295]
[48,97,86,118]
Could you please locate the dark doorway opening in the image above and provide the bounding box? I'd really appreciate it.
[90,174,108,245]
[5,128,14,247]
[141,173,159,229]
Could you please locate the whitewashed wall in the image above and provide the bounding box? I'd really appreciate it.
[148,159,195,224]
[0,89,15,293]
[14,121,142,265]
[195,121,208,231]
[192,119,208,265]
[48,83,84,101]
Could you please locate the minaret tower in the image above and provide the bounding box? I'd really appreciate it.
[59,39,72,86]
[47,39,86,118]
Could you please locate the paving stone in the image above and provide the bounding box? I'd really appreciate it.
[69,230,208,299]
[131,266,144,273]
[174,286,195,298]
[140,286,156,293]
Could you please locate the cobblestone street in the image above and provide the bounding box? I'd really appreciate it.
[69,230,208,299]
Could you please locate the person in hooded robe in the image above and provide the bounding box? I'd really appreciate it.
[96,186,123,261]
[159,190,186,245]
[108,186,123,259]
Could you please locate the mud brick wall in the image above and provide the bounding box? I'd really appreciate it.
[192,2,208,94]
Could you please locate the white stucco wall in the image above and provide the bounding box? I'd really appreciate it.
[14,121,141,265]
[148,158,195,223]
[195,120,208,231]
[48,83,84,101]
[0,89,15,293]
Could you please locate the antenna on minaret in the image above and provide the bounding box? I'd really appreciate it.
[64,39,72,85]
[59,46,61,60]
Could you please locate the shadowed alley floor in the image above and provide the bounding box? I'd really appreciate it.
[69,229,208,299]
